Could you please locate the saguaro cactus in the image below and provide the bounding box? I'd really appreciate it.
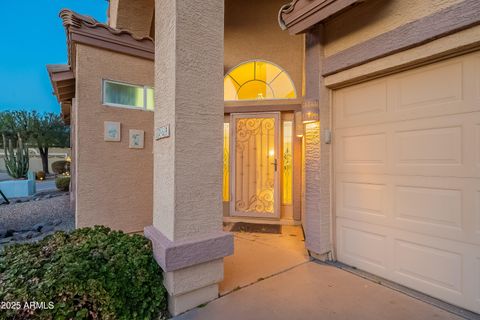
[2,133,29,179]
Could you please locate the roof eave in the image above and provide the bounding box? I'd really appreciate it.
[59,8,154,69]
[46,64,75,124]
[279,0,366,35]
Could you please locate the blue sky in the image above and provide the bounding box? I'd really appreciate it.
[0,1,108,113]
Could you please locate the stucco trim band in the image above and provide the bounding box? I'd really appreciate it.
[144,226,234,272]
[323,0,480,76]
[324,25,480,88]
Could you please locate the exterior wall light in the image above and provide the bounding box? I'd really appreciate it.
[295,111,304,137]
[302,99,319,123]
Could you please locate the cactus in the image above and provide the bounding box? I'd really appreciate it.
[2,133,29,179]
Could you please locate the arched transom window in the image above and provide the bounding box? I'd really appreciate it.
[224,60,297,101]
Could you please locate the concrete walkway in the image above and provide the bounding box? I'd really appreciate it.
[176,261,463,320]
[220,225,309,294]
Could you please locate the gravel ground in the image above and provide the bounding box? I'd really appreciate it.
[0,193,74,233]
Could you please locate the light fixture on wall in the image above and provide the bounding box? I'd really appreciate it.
[295,111,304,137]
[302,99,319,123]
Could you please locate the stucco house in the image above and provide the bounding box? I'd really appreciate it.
[48,0,480,316]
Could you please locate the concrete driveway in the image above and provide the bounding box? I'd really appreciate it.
[176,261,466,320]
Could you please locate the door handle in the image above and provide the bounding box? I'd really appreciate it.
[271,159,278,171]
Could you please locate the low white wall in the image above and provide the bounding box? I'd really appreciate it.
[0,148,71,173]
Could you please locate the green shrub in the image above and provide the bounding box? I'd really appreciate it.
[0,226,167,320]
[55,176,70,191]
[52,160,70,175]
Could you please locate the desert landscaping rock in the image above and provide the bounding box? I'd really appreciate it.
[12,233,26,241]
[41,225,55,233]
[25,231,39,239]
[0,193,74,249]
[32,223,44,232]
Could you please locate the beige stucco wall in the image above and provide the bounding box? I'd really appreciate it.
[110,0,303,89]
[74,44,154,233]
[108,0,119,28]
[224,0,304,96]
[109,0,154,38]
[324,0,462,57]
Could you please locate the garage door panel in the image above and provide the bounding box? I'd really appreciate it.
[394,114,474,177]
[336,218,390,276]
[392,113,478,178]
[393,187,475,245]
[334,52,480,313]
[394,239,463,294]
[342,132,386,164]
[392,60,463,111]
[394,126,462,166]
[336,174,390,226]
[335,125,389,174]
[333,53,480,130]
[334,79,388,128]
[337,217,480,312]
[337,173,478,245]
[336,113,478,178]
[394,185,462,230]
[391,233,480,312]
[339,181,387,219]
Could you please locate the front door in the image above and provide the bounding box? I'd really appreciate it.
[230,113,280,218]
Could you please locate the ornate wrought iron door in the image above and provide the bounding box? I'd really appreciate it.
[230,113,280,218]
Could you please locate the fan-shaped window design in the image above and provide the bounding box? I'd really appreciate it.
[224,60,297,101]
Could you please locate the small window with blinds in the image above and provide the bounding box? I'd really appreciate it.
[103,80,154,111]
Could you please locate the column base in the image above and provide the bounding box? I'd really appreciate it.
[144,226,233,315]
[144,225,233,272]
[169,284,218,316]
[165,259,223,316]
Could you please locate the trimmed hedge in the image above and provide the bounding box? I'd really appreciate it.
[55,176,70,191]
[0,226,167,320]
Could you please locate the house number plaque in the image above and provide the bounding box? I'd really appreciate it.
[155,125,170,140]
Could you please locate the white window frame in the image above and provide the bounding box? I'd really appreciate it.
[223,59,297,102]
[102,79,154,112]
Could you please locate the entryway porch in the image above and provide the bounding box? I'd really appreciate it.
[220,223,309,295]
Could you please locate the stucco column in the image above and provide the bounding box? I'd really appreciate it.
[145,0,233,316]
[303,25,332,257]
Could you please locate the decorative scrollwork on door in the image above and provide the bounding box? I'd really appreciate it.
[234,117,275,214]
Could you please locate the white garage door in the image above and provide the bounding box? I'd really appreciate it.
[333,52,480,313]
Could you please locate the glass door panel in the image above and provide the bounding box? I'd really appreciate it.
[231,113,280,218]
